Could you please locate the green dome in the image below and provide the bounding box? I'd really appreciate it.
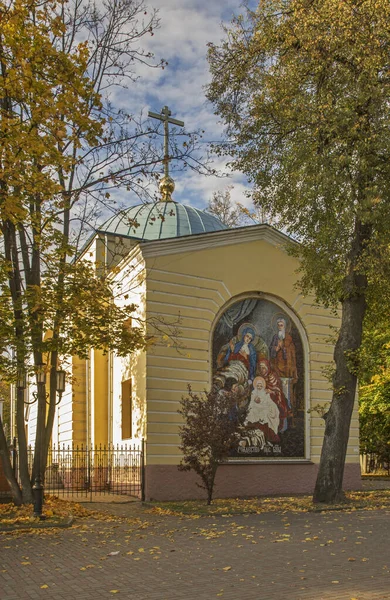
[99,201,227,241]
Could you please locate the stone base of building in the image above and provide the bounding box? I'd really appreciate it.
[144,462,362,502]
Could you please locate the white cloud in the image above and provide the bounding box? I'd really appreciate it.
[109,0,254,210]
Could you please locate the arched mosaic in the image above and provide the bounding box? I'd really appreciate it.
[212,297,305,459]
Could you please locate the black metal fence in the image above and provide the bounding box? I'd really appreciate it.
[22,442,145,501]
[361,452,390,476]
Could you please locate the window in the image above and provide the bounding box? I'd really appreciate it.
[121,379,132,439]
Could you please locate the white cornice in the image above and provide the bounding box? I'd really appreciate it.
[139,223,296,258]
[105,224,297,280]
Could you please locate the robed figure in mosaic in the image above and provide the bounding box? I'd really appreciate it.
[212,298,305,459]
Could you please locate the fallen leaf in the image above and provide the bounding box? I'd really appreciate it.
[40,585,48,589]
[108,551,120,556]
[222,566,231,571]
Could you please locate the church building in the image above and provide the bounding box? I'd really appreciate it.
[38,163,361,501]
[17,106,361,501]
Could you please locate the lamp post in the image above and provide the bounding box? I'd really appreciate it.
[17,367,27,391]
[32,363,47,518]
[56,370,66,401]
[17,365,66,518]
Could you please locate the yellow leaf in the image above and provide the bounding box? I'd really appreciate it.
[110,591,120,594]
[40,585,49,589]
[222,566,231,571]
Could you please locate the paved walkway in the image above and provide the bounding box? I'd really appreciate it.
[1,503,389,600]
[362,477,390,490]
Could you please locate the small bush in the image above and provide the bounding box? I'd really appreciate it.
[178,385,241,504]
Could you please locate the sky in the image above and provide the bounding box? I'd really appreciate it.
[115,0,254,211]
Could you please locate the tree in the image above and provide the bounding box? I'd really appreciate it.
[359,370,390,475]
[0,380,10,438]
[0,0,193,505]
[358,268,390,474]
[207,0,390,502]
[178,386,241,505]
[206,186,270,228]
[207,187,242,227]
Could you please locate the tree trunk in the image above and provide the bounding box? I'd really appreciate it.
[42,362,58,474]
[16,387,34,503]
[0,417,23,505]
[313,220,369,503]
[205,464,218,505]
[32,381,46,485]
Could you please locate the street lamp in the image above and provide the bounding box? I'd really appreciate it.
[35,363,47,386]
[17,367,27,390]
[16,364,67,518]
[56,369,66,401]
[32,363,47,518]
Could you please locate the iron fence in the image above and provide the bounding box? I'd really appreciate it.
[20,442,144,501]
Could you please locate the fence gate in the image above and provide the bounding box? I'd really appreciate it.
[25,442,145,501]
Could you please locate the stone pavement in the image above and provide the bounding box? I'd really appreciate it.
[1,502,389,600]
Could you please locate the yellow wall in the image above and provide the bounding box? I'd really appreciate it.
[71,356,87,445]
[111,251,147,446]
[93,349,109,445]
[140,232,359,467]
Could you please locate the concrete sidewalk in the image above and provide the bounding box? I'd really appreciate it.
[1,503,389,600]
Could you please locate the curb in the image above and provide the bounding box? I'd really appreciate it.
[0,516,74,533]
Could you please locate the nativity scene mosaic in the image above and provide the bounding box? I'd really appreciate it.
[212,297,305,459]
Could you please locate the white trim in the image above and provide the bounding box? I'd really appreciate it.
[140,223,294,258]
[107,224,294,277]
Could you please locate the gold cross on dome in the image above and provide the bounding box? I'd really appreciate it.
[148,106,185,179]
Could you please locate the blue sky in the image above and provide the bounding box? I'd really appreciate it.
[115,0,254,211]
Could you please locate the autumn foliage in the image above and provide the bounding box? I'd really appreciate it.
[0,0,159,505]
[207,0,390,503]
[178,386,241,505]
